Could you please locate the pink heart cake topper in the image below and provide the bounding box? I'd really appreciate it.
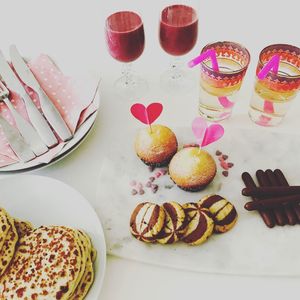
[130,103,163,125]
[192,117,224,147]
[192,117,207,144]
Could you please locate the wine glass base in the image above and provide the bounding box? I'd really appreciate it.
[114,74,148,99]
[160,68,194,94]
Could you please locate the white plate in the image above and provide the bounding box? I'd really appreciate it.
[0,175,106,299]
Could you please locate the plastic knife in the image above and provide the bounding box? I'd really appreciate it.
[10,45,73,141]
[0,50,58,147]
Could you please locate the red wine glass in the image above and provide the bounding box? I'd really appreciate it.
[105,11,147,97]
[159,4,198,91]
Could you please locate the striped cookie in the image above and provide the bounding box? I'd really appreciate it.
[181,203,214,246]
[157,202,186,244]
[130,202,165,243]
[198,195,238,233]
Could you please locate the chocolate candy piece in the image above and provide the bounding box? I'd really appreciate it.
[241,172,275,228]
[256,170,286,226]
[130,202,165,243]
[198,195,238,233]
[244,194,300,211]
[266,169,295,225]
[157,202,187,244]
[274,169,300,223]
[242,186,300,197]
[181,203,214,246]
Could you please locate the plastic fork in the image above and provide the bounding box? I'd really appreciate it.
[0,81,48,156]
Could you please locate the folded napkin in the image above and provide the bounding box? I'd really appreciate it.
[0,54,99,168]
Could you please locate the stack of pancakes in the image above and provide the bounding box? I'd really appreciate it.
[0,208,96,300]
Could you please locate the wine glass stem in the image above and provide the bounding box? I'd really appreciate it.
[122,63,133,86]
[170,57,183,80]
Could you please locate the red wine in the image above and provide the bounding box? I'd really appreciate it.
[106,11,145,63]
[160,5,198,56]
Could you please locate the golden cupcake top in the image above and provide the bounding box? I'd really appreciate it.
[169,147,216,186]
[134,124,178,165]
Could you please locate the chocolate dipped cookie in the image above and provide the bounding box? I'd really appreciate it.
[157,202,187,244]
[130,202,165,243]
[181,203,214,246]
[198,195,238,233]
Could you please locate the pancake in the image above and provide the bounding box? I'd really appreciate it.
[0,209,11,251]
[70,230,95,300]
[69,230,90,298]
[0,216,18,277]
[0,226,83,300]
[14,219,34,238]
[91,247,97,263]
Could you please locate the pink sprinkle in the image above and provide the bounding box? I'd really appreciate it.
[220,160,229,170]
[160,169,168,175]
[137,183,143,189]
[131,189,137,195]
[130,180,136,187]
[222,171,229,177]
[146,182,152,188]
[155,172,161,178]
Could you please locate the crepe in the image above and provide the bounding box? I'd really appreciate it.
[14,219,34,238]
[70,230,96,300]
[0,226,83,300]
[0,215,18,277]
[0,209,11,251]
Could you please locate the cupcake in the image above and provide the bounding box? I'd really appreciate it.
[169,146,217,191]
[134,125,178,167]
[198,195,238,233]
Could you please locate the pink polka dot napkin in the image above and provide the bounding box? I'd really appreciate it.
[0,54,98,168]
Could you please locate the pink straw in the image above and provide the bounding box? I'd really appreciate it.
[188,49,234,110]
[256,54,280,125]
[188,49,219,71]
[257,55,280,80]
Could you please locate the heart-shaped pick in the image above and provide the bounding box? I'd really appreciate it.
[201,124,224,147]
[192,117,207,144]
[130,103,163,125]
